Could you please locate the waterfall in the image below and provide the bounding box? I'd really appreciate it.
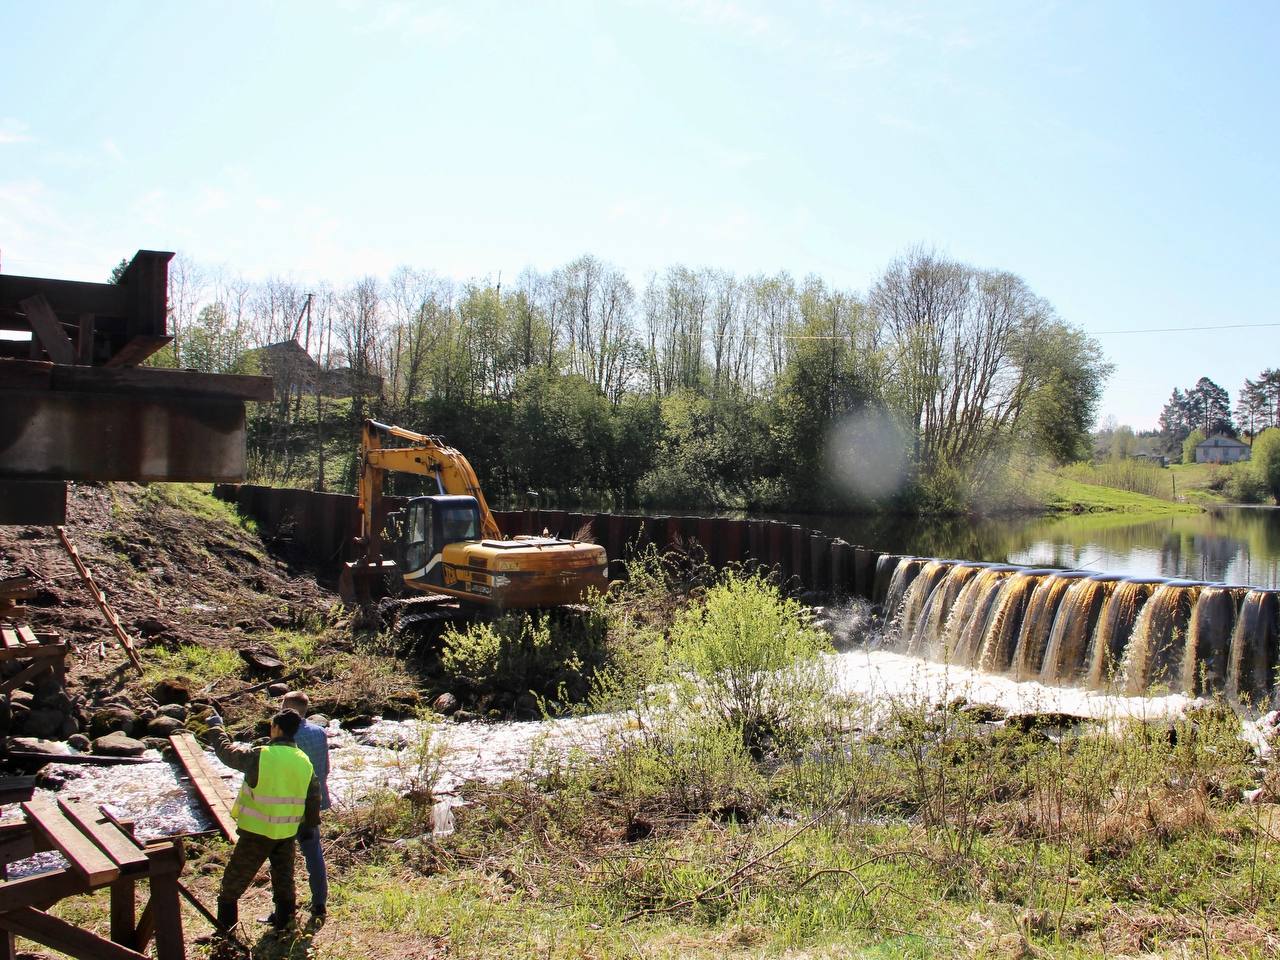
[876,552,1279,704]
[1010,571,1090,680]
[882,557,926,623]
[908,562,987,656]
[1087,578,1164,687]
[1185,586,1247,695]
[1227,590,1280,705]
[1118,581,1200,694]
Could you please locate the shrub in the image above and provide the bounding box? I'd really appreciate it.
[667,571,832,749]
[440,611,606,704]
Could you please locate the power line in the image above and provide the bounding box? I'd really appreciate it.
[779,320,1280,340]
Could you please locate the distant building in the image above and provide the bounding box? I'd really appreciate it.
[1194,435,1251,464]
[248,340,383,400]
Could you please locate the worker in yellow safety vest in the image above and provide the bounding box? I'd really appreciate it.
[202,708,321,934]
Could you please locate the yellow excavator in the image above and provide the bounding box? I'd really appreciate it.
[338,420,608,615]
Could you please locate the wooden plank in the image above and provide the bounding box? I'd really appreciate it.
[49,364,273,402]
[18,295,75,365]
[57,800,149,872]
[76,314,95,365]
[168,733,238,842]
[56,528,143,673]
[0,660,54,696]
[0,776,35,806]
[0,630,19,652]
[0,905,150,960]
[4,751,151,768]
[148,871,185,959]
[0,867,87,913]
[15,626,38,647]
[102,335,173,368]
[21,799,120,885]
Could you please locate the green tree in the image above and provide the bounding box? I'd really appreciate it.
[1182,428,1207,464]
[1251,428,1280,503]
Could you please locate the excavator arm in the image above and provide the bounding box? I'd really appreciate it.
[355,419,502,566]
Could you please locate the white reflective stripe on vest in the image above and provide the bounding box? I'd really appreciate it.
[239,785,307,806]
[238,809,305,826]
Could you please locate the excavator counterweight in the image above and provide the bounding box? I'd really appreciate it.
[338,420,608,611]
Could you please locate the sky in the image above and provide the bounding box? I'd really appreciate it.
[2,0,1277,429]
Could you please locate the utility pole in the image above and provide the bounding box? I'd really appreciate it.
[316,296,330,492]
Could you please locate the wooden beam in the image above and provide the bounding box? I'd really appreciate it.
[102,335,173,368]
[0,905,150,960]
[15,627,38,647]
[48,364,273,401]
[0,630,19,652]
[21,799,120,885]
[57,801,149,872]
[168,733,239,842]
[0,867,87,913]
[77,314,95,365]
[0,659,54,697]
[57,528,143,673]
[18,295,75,365]
[0,274,130,320]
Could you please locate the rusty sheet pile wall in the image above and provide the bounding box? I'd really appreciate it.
[212,485,881,599]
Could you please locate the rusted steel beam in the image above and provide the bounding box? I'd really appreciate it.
[0,393,246,482]
[45,365,272,402]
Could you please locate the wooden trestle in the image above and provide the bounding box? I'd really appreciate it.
[0,798,186,959]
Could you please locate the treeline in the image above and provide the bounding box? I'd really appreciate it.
[150,248,1109,513]
[1153,370,1280,456]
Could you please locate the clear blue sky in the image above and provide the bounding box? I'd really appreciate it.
[3,1,1277,429]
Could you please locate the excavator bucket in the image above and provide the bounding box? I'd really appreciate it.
[337,559,399,606]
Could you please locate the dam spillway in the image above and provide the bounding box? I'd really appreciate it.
[877,554,1280,705]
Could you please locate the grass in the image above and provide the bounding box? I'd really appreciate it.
[141,482,261,535]
[1037,469,1201,515]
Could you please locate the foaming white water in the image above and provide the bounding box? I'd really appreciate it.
[830,648,1193,723]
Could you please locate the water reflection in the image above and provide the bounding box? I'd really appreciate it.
[756,507,1280,589]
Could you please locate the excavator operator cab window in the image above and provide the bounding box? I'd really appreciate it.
[404,501,430,574]
[438,504,479,545]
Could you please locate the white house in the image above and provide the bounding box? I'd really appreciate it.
[1194,434,1251,464]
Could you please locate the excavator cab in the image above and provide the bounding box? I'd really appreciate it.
[400,495,481,583]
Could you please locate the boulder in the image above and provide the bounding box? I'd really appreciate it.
[513,693,541,719]
[67,733,91,752]
[90,706,138,738]
[156,704,188,721]
[10,690,34,709]
[134,617,169,637]
[431,693,460,715]
[153,678,192,705]
[143,737,171,751]
[267,683,289,698]
[32,691,73,714]
[146,715,186,738]
[19,708,75,740]
[35,764,85,790]
[93,731,147,757]
[238,646,285,676]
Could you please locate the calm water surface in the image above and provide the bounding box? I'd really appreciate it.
[760,506,1280,589]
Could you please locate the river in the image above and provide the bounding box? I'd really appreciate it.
[758,505,1280,589]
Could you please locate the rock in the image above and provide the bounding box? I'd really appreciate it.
[432,693,459,715]
[32,691,73,714]
[10,690,33,709]
[90,706,138,738]
[67,734,91,751]
[9,737,70,757]
[35,763,85,789]
[452,710,479,723]
[267,683,290,698]
[153,678,192,705]
[146,715,185,737]
[307,713,330,727]
[19,708,75,740]
[343,714,375,730]
[1006,711,1093,733]
[157,703,188,721]
[958,703,1009,724]
[134,617,169,637]
[238,646,285,676]
[93,731,146,757]
[143,737,170,751]
[513,693,541,719]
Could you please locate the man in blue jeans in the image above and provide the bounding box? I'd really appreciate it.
[272,689,330,924]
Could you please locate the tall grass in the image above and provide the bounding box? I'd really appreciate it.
[1060,459,1176,500]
